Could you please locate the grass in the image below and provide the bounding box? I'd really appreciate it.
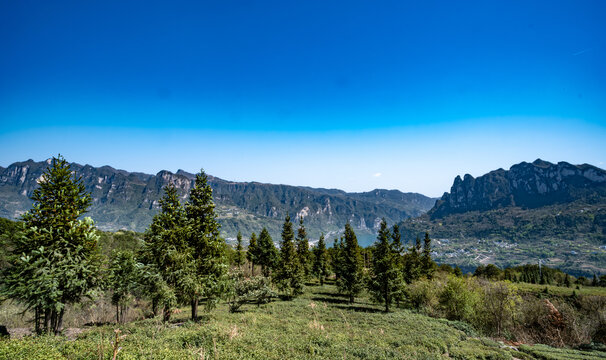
[1,284,605,359]
[516,283,606,297]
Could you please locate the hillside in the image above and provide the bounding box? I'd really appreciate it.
[400,159,606,276]
[0,159,435,244]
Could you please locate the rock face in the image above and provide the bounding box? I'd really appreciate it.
[429,159,606,219]
[0,159,436,241]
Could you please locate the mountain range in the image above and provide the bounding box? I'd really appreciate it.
[399,159,606,276]
[0,159,436,244]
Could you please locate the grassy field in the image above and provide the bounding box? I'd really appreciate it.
[516,282,606,297]
[2,283,606,359]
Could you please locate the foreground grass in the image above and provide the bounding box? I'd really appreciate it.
[1,284,605,359]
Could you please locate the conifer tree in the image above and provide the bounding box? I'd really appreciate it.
[368,220,404,312]
[108,250,139,324]
[332,238,345,282]
[1,155,102,334]
[402,235,422,283]
[185,170,227,320]
[421,232,436,279]
[274,215,303,298]
[296,217,311,279]
[235,231,244,269]
[140,183,187,322]
[337,223,364,303]
[256,227,278,277]
[312,234,329,285]
[247,232,258,275]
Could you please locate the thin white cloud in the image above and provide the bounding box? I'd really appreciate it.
[573,48,591,56]
[373,172,382,177]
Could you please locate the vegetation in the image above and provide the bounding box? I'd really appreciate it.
[1,156,606,358]
[0,155,102,334]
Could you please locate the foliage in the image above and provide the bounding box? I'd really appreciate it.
[247,232,258,274]
[108,250,139,323]
[256,228,278,277]
[274,215,304,298]
[225,271,275,312]
[438,275,481,322]
[367,219,405,312]
[0,155,102,334]
[312,234,329,285]
[336,223,364,303]
[234,231,244,269]
[295,217,312,280]
[139,183,188,321]
[184,170,227,319]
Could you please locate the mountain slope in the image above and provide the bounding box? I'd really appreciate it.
[0,159,435,244]
[400,159,606,276]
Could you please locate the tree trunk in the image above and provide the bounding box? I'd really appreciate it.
[116,304,120,324]
[152,298,158,317]
[163,307,171,322]
[34,306,40,335]
[55,308,65,335]
[44,309,51,334]
[191,298,198,321]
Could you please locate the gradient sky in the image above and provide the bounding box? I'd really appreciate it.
[1,1,605,197]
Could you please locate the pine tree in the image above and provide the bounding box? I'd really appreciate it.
[296,217,311,279]
[247,233,258,275]
[312,234,329,285]
[337,223,364,303]
[257,227,278,277]
[185,170,227,320]
[108,250,139,324]
[402,235,422,283]
[368,220,404,312]
[140,183,187,322]
[421,232,436,279]
[274,215,304,298]
[1,155,102,334]
[235,231,244,269]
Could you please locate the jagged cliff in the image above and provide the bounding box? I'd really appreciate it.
[0,159,435,243]
[430,159,606,219]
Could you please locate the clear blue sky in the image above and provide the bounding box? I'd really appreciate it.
[1,1,605,197]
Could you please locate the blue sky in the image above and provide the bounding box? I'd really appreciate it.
[1,1,605,197]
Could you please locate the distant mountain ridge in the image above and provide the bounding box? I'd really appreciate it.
[399,159,606,277]
[430,159,606,219]
[0,159,436,244]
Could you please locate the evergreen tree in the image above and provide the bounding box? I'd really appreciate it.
[367,219,404,312]
[331,238,344,282]
[421,232,436,279]
[235,231,244,269]
[593,274,599,287]
[140,183,187,322]
[454,266,463,277]
[337,223,364,303]
[274,215,304,298]
[564,274,571,287]
[296,217,311,279]
[402,235,422,283]
[185,170,227,320]
[312,234,329,285]
[108,250,139,324]
[1,155,102,334]
[256,227,278,277]
[247,233,258,275]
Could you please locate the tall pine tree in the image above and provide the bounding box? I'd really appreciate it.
[274,215,304,298]
[140,183,187,322]
[1,155,102,334]
[367,220,404,312]
[235,231,244,269]
[421,232,436,279]
[247,232,258,275]
[257,227,278,277]
[312,234,329,285]
[296,217,311,279]
[337,223,364,303]
[185,170,227,321]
